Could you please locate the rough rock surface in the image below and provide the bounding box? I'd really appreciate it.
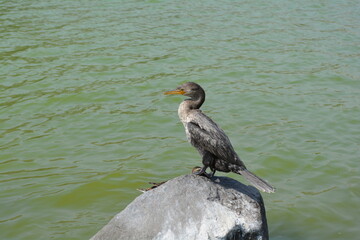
[91,174,269,240]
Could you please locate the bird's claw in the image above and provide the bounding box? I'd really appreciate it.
[192,166,214,178]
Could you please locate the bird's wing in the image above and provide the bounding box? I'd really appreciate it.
[186,111,239,165]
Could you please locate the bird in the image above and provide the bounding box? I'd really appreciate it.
[164,82,275,193]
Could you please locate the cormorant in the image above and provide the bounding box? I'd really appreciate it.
[164,82,275,193]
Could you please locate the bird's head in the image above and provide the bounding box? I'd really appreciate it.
[164,82,205,100]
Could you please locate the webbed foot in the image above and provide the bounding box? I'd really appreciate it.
[192,166,214,178]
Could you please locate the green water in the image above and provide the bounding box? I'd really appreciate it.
[1,0,359,239]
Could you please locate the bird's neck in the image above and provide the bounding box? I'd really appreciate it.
[178,96,205,122]
[185,95,204,110]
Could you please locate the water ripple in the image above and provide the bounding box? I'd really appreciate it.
[1,0,359,240]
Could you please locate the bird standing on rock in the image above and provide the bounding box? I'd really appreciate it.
[164,82,275,193]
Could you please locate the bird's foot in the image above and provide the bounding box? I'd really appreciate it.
[192,166,213,178]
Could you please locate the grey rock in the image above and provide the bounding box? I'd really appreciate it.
[91,174,269,240]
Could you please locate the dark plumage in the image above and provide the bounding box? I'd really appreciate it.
[165,82,275,193]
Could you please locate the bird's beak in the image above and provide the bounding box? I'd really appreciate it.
[164,89,186,95]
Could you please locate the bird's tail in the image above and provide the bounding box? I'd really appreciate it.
[238,169,276,193]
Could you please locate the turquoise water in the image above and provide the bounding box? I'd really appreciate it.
[1,0,359,239]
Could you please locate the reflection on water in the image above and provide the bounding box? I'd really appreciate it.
[1,0,359,239]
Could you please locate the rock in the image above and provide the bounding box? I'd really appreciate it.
[90,174,269,240]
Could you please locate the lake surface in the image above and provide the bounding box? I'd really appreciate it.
[1,0,359,239]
